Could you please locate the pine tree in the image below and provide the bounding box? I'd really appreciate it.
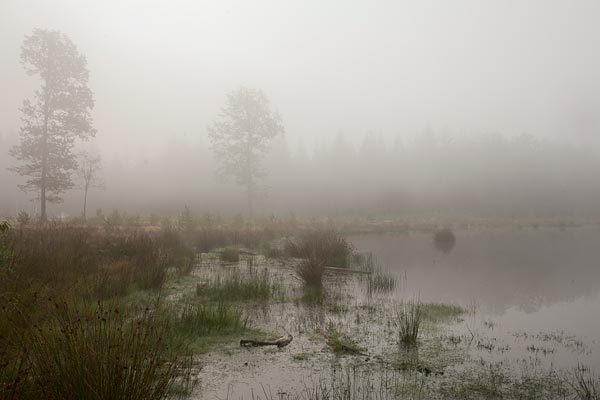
[9,29,96,221]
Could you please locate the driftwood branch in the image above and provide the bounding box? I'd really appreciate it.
[240,334,293,348]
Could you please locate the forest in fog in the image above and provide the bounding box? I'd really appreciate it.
[1,1,599,221]
[2,127,600,219]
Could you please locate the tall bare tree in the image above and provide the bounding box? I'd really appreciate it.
[208,87,284,222]
[9,29,95,222]
[77,152,103,220]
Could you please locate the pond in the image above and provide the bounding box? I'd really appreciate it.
[348,226,600,369]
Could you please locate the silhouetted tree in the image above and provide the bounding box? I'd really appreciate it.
[77,152,103,220]
[208,87,284,222]
[9,29,95,222]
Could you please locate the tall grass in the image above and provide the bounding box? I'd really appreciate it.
[0,225,199,399]
[196,268,282,302]
[570,365,600,400]
[171,302,248,337]
[297,257,326,289]
[396,301,422,347]
[356,253,397,295]
[4,300,188,400]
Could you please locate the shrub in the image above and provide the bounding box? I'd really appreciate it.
[286,230,352,268]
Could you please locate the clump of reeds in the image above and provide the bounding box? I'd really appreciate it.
[357,253,397,295]
[396,300,422,347]
[297,257,326,289]
[288,230,352,289]
[18,300,188,400]
[570,365,600,400]
[171,302,248,337]
[196,268,281,302]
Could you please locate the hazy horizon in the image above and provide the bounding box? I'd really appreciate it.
[1,1,599,219]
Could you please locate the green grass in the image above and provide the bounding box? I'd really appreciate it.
[171,302,248,338]
[326,324,364,355]
[420,303,464,322]
[196,268,283,302]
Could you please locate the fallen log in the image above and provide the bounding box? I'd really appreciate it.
[324,266,371,274]
[240,334,293,348]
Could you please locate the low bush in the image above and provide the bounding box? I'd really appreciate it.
[286,230,352,268]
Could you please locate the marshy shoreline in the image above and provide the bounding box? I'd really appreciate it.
[0,222,598,399]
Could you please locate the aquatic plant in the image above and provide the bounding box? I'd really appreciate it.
[396,300,422,347]
[570,365,600,400]
[196,268,281,302]
[171,302,248,337]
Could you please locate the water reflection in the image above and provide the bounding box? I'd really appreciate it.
[348,227,600,313]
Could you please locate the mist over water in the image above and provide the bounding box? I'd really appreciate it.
[1,1,600,220]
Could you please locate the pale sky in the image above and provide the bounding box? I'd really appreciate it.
[1,0,599,158]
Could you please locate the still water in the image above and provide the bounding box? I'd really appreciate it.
[348,227,600,368]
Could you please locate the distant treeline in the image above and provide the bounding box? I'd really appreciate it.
[1,130,599,219]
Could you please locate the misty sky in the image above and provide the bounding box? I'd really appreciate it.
[1,0,600,158]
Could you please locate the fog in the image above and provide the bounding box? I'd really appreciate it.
[1,0,600,219]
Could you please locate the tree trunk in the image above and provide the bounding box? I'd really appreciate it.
[82,184,89,220]
[247,182,253,225]
[40,96,49,223]
[40,65,50,224]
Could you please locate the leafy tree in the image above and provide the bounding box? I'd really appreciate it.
[208,87,284,222]
[9,29,95,222]
[77,152,103,220]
